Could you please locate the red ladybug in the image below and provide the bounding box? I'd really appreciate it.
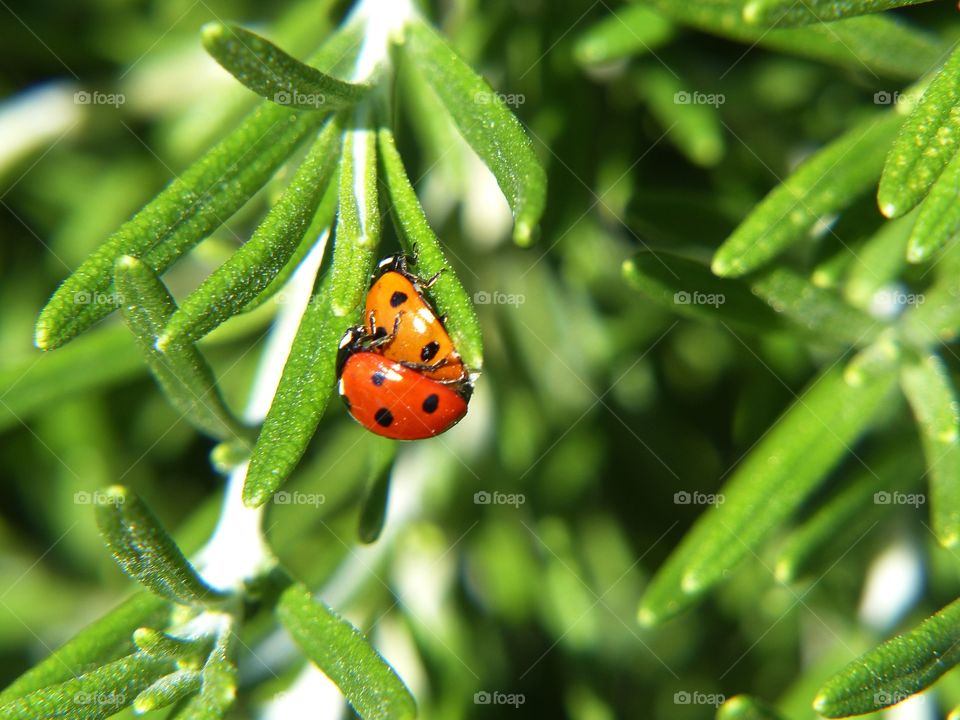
[361,255,469,385]
[337,328,472,440]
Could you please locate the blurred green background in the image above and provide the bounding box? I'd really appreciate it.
[3,0,960,718]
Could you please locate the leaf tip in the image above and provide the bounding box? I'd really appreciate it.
[636,605,658,628]
[879,201,898,219]
[513,220,538,247]
[201,21,227,48]
[906,241,927,264]
[741,1,763,24]
[33,318,52,351]
[812,691,830,715]
[773,559,793,584]
[711,255,737,277]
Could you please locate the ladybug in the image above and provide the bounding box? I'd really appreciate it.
[362,255,469,385]
[337,328,472,440]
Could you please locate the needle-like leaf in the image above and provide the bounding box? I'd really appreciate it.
[277,583,416,720]
[0,592,167,704]
[170,650,237,720]
[134,669,202,713]
[718,694,789,720]
[201,23,369,111]
[712,111,903,277]
[742,0,935,26]
[34,103,325,350]
[843,213,913,308]
[357,437,396,544]
[900,352,960,547]
[879,44,960,219]
[160,115,344,347]
[574,4,673,64]
[638,364,897,626]
[244,125,379,508]
[377,126,484,369]
[96,485,226,606]
[815,596,960,716]
[115,256,245,441]
[401,18,547,246]
[905,149,960,263]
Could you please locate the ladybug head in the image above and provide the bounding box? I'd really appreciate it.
[336,326,368,377]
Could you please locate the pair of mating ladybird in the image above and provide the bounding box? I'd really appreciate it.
[337,255,474,440]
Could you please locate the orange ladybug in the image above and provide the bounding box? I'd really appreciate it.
[362,255,468,385]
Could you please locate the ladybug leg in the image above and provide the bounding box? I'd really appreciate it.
[422,268,445,289]
[399,357,450,372]
[367,311,402,349]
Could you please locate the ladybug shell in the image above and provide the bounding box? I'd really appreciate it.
[365,270,468,384]
[338,351,468,440]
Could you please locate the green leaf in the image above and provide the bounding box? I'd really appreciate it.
[622,251,783,333]
[201,23,368,110]
[749,267,880,346]
[277,583,416,720]
[0,592,167,704]
[377,126,484,369]
[814,596,960,716]
[879,45,960,218]
[114,256,244,441]
[96,485,226,605]
[244,125,379,507]
[638,364,897,626]
[574,5,673,64]
[134,669,202,713]
[900,245,960,344]
[635,66,725,167]
[170,651,237,720]
[742,0,934,26]
[0,653,174,720]
[241,175,339,314]
[637,1,945,79]
[717,694,789,720]
[901,352,960,547]
[35,102,325,350]
[133,629,211,667]
[401,18,547,246]
[0,326,144,432]
[774,443,919,582]
[712,111,903,277]
[357,437,396,544]
[159,115,344,347]
[906,149,960,263]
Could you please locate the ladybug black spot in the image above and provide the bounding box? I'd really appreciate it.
[371,371,386,386]
[422,394,439,414]
[373,326,388,339]
[390,291,408,308]
[421,341,440,362]
[374,408,394,427]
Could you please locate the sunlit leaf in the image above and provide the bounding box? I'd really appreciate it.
[815,597,960,716]
[906,149,960,263]
[743,0,934,26]
[712,111,903,277]
[401,18,547,246]
[574,5,673,64]
[134,669,202,713]
[277,584,416,720]
[879,44,960,218]
[202,23,368,110]
[96,485,226,605]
